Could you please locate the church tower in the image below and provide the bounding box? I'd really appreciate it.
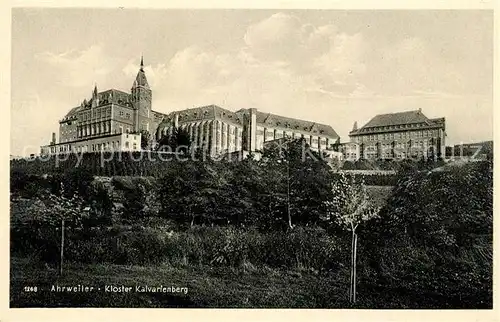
[131,56,152,132]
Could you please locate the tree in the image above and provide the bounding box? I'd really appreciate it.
[363,161,493,308]
[226,157,263,227]
[122,183,147,219]
[259,137,335,230]
[50,167,94,199]
[140,130,151,150]
[87,182,113,226]
[326,173,380,303]
[381,161,493,248]
[158,161,203,226]
[156,127,192,154]
[25,183,89,273]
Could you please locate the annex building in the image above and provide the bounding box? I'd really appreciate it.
[341,109,446,161]
[155,106,340,157]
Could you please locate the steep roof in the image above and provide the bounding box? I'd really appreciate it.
[64,106,82,118]
[63,89,132,120]
[255,111,339,138]
[158,105,242,124]
[134,70,149,89]
[133,57,149,89]
[350,109,446,136]
[98,89,132,106]
[156,106,338,138]
[360,110,430,129]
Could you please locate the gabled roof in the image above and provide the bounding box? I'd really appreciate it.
[360,110,429,129]
[98,89,131,105]
[159,105,243,125]
[156,106,339,138]
[350,109,446,136]
[254,111,339,138]
[63,89,133,120]
[64,106,82,118]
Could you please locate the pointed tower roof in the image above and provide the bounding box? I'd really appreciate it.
[352,121,358,131]
[133,56,149,89]
[93,83,98,97]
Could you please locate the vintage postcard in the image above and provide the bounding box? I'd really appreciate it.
[3,1,498,321]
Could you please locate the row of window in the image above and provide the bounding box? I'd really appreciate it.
[78,122,111,137]
[169,123,243,139]
[363,140,435,152]
[78,122,134,137]
[119,111,131,119]
[179,121,240,135]
[345,149,441,160]
[80,108,112,121]
[90,141,136,151]
[172,122,334,151]
[359,122,435,133]
[357,129,439,142]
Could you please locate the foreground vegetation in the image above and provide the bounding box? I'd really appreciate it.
[11,257,353,308]
[10,138,493,308]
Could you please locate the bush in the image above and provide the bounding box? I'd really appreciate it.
[11,224,348,272]
[360,161,493,308]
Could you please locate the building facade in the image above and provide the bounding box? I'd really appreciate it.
[344,109,446,160]
[41,56,341,158]
[41,57,164,155]
[155,106,340,157]
[40,132,142,155]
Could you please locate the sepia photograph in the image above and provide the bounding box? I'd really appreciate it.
[8,7,494,309]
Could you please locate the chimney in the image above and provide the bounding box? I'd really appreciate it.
[51,132,56,145]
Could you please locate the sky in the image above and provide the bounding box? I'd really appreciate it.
[10,8,493,156]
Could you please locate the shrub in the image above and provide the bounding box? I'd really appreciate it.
[12,224,348,272]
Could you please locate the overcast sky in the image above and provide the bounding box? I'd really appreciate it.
[11,8,493,156]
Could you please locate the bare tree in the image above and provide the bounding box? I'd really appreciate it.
[326,173,380,303]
